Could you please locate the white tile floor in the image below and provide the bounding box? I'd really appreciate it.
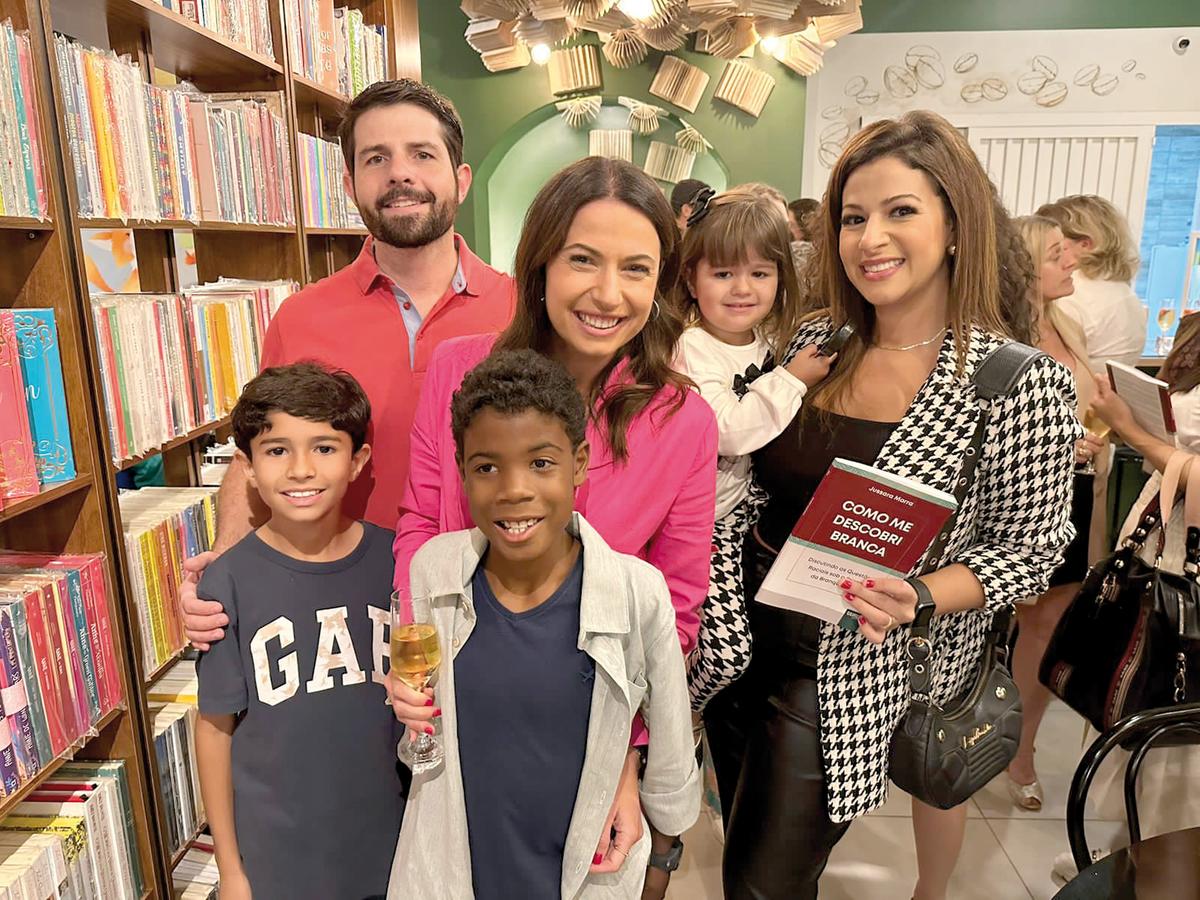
[668,702,1176,900]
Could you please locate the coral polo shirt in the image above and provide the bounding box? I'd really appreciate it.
[259,234,515,528]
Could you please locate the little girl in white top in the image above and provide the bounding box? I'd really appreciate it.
[674,189,834,710]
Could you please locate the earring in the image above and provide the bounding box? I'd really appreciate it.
[948,244,957,256]
[651,299,661,321]
[540,296,546,303]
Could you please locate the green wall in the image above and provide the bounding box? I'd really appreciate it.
[419,0,1200,265]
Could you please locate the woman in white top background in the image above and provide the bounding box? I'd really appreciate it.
[1036,194,1148,370]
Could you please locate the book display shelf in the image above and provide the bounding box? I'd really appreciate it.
[3,0,418,894]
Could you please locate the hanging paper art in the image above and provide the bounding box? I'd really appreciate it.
[548,44,604,94]
[601,29,649,68]
[675,120,713,154]
[618,96,666,134]
[589,129,634,162]
[649,55,710,112]
[556,94,603,128]
[714,60,776,116]
[644,141,697,183]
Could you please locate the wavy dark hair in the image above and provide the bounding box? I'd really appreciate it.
[494,156,689,462]
[1161,312,1200,396]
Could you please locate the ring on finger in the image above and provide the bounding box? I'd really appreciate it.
[886,614,896,630]
[612,846,628,858]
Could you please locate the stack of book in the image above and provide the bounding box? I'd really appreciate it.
[0,759,145,898]
[91,279,294,462]
[119,489,218,676]
[0,554,125,791]
[55,36,296,226]
[285,2,388,98]
[156,0,275,61]
[174,837,219,898]
[0,309,76,506]
[149,661,204,856]
[0,19,48,220]
[297,133,364,229]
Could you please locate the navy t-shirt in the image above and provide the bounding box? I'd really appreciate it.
[196,523,403,900]
[457,551,592,899]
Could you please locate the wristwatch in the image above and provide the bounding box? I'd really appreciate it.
[905,575,937,629]
[647,836,684,873]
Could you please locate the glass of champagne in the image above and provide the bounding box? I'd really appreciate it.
[391,589,444,773]
[1079,407,1112,475]
[1157,305,1178,356]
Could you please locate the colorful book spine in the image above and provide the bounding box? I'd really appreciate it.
[0,310,39,505]
[0,605,41,780]
[12,309,76,486]
[5,599,53,768]
[59,568,101,727]
[18,584,67,757]
[0,687,20,795]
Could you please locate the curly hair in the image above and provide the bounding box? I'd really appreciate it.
[451,350,587,456]
[232,362,371,456]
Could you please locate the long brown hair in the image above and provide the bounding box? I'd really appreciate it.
[494,156,689,462]
[799,111,1013,414]
[673,189,804,357]
[1161,312,1200,395]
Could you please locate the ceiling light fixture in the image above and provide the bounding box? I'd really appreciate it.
[531,42,552,65]
[616,0,655,22]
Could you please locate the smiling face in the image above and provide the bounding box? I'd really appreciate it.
[543,198,662,368]
[838,155,955,317]
[458,408,589,566]
[1037,225,1077,302]
[343,102,470,249]
[243,412,370,528]
[688,253,779,346]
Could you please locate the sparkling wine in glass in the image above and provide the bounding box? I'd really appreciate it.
[391,590,444,773]
[1078,408,1111,475]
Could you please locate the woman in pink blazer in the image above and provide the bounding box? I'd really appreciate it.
[391,157,718,897]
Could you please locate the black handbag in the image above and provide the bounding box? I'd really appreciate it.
[887,342,1041,810]
[1040,450,1200,741]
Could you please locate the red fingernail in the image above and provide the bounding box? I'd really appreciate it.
[859,616,868,625]
[593,853,603,865]
[433,708,442,718]
[839,579,852,590]
[425,725,435,735]
[844,592,855,601]
[425,698,434,707]
[865,579,875,588]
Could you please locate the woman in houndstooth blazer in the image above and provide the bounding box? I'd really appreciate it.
[704,111,1082,900]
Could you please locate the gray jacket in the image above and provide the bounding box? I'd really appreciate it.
[386,513,700,899]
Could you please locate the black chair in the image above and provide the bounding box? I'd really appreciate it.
[1065,702,1200,872]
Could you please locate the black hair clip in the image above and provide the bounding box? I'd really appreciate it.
[686,187,717,228]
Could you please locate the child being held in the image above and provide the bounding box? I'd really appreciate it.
[673,189,835,710]
[387,350,699,899]
[195,363,403,900]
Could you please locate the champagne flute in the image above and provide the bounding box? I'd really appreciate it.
[1157,305,1178,356]
[391,589,444,773]
[1078,407,1111,475]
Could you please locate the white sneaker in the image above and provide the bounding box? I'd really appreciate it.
[1051,848,1111,886]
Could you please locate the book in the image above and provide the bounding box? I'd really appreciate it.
[157,0,274,60]
[0,20,49,220]
[1106,361,1177,444]
[12,309,76,486]
[0,311,39,507]
[755,458,957,626]
[173,838,219,898]
[286,1,386,98]
[297,132,363,229]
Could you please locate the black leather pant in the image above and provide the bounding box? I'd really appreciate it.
[704,539,852,899]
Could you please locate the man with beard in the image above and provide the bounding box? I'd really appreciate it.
[182,79,515,649]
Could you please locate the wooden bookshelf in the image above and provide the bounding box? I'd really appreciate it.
[0,0,164,894]
[9,0,421,893]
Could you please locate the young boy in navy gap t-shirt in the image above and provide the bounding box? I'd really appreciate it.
[195,363,402,900]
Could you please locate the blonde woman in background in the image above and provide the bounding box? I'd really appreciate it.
[1036,194,1147,370]
[1006,216,1107,811]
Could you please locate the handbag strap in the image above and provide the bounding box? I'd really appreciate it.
[1160,450,1200,576]
[904,342,1045,701]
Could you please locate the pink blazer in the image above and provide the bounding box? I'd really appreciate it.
[393,333,718,656]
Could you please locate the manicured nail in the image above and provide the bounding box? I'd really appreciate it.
[844,592,855,602]
[839,579,852,590]
[432,708,442,718]
[425,725,435,735]
[864,579,875,588]
[425,698,434,707]
[859,616,868,626]
[593,853,604,865]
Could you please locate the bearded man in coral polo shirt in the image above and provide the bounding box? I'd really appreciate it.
[182,80,515,648]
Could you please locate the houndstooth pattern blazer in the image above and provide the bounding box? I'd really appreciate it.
[776,317,1083,822]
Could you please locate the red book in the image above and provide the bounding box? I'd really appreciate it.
[11,582,67,756]
[36,575,82,744]
[0,312,39,506]
[72,557,114,715]
[756,458,957,628]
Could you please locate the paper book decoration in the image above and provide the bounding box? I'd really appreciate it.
[601,29,648,68]
[644,141,697,183]
[548,44,602,95]
[714,60,776,116]
[698,16,759,59]
[461,0,528,18]
[798,0,858,12]
[589,129,633,162]
[528,0,570,17]
[776,27,828,76]
[676,120,713,154]
[649,56,710,113]
[639,19,689,51]
[465,17,518,54]
[618,96,665,134]
[688,0,739,10]
[556,95,602,128]
[572,6,632,31]
[814,9,862,41]
[482,43,531,71]
[565,0,614,16]
[513,12,573,47]
[739,0,801,16]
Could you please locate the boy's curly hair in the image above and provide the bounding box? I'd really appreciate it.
[451,350,586,456]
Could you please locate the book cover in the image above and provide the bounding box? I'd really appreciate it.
[58,567,101,726]
[0,682,20,795]
[59,760,144,896]
[0,311,39,505]
[14,29,47,218]
[3,599,53,768]
[0,604,41,780]
[13,309,76,486]
[9,582,68,757]
[43,574,88,741]
[756,458,957,626]
[1107,361,1177,443]
[4,25,39,219]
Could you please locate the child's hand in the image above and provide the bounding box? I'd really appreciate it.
[388,671,438,737]
[784,345,836,388]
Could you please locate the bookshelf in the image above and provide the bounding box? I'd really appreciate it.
[0,0,162,894]
[3,0,419,894]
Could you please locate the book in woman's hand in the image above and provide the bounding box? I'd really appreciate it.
[755,459,958,630]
